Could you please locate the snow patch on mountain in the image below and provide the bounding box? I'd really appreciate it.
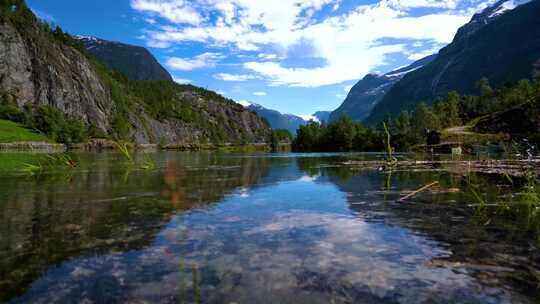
[488,0,530,18]
[385,66,423,78]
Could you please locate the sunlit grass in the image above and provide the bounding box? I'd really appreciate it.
[0,119,51,143]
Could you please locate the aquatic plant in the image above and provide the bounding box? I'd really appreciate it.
[21,162,41,175]
[115,141,133,163]
[383,122,397,166]
[139,153,156,171]
[115,141,156,171]
[45,153,77,168]
[18,153,77,176]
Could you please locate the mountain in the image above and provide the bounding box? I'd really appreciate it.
[246,103,306,135]
[75,36,173,81]
[0,1,270,145]
[329,54,436,122]
[366,0,540,124]
[313,111,331,123]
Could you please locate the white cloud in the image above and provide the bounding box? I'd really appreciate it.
[386,0,460,9]
[258,53,279,60]
[132,0,481,87]
[299,115,320,122]
[144,18,157,24]
[173,77,191,84]
[166,52,224,71]
[130,0,202,25]
[253,91,267,96]
[214,73,258,81]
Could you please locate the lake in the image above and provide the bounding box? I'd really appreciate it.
[0,152,539,303]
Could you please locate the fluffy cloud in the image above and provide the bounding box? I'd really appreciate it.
[132,0,480,87]
[173,77,192,84]
[166,52,224,71]
[130,0,202,25]
[214,73,258,81]
[253,91,267,96]
[386,0,460,9]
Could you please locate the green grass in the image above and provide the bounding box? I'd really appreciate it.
[0,119,51,143]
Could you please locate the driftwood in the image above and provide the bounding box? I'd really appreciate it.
[398,182,439,202]
[343,159,540,177]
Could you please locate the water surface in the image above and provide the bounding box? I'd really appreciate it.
[0,152,539,303]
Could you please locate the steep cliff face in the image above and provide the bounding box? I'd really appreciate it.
[130,92,271,145]
[0,15,112,131]
[76,36,173,81]
[0,3,271,145]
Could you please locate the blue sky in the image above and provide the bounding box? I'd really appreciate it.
[27,0,497,118]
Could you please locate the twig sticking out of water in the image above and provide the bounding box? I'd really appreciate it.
[398,181,439,202]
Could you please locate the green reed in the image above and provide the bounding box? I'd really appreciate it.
[115,141,156,171]
[383,122,397,166]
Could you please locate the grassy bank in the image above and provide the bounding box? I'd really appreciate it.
[0,119,50,143]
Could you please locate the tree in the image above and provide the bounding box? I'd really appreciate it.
[293,121,323,152]
[413,103,441,142]
[270,129,293,152]
[323,116,357,151]
[434,92,462,128]
[476,77,493,96]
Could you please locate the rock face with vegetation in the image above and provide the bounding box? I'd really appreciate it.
[76,36,173,81]
[0,7,112,132]
[0,0,270,145]
[367,0,540,123]
[330,55,436,122]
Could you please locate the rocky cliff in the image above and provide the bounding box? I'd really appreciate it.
[0,1,270,145]
[0,11,112,131]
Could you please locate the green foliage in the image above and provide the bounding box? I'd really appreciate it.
[270,129,293,151]
[293,117,383,152]
[27,106,87,144]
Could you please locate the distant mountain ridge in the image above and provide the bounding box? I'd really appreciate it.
[246,103,306,135]
[75,36,173,81]
[329,54,436,122]
[366,0,540,124]
[244,104,331,134]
